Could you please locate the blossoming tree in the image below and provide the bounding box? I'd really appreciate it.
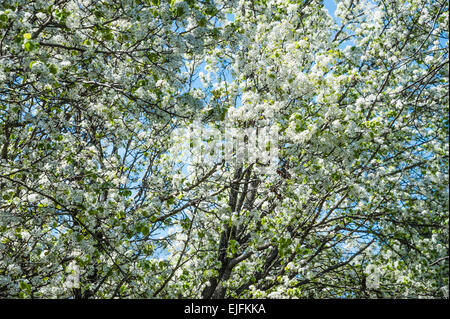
[0,0,448,298]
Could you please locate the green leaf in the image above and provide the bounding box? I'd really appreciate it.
[176,6,184,17]
[104,31,113,41]
[198,17,207,27]
[49,64,57,74]
[24,42,33,51]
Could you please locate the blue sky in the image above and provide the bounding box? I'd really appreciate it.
[324,0,337,18]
